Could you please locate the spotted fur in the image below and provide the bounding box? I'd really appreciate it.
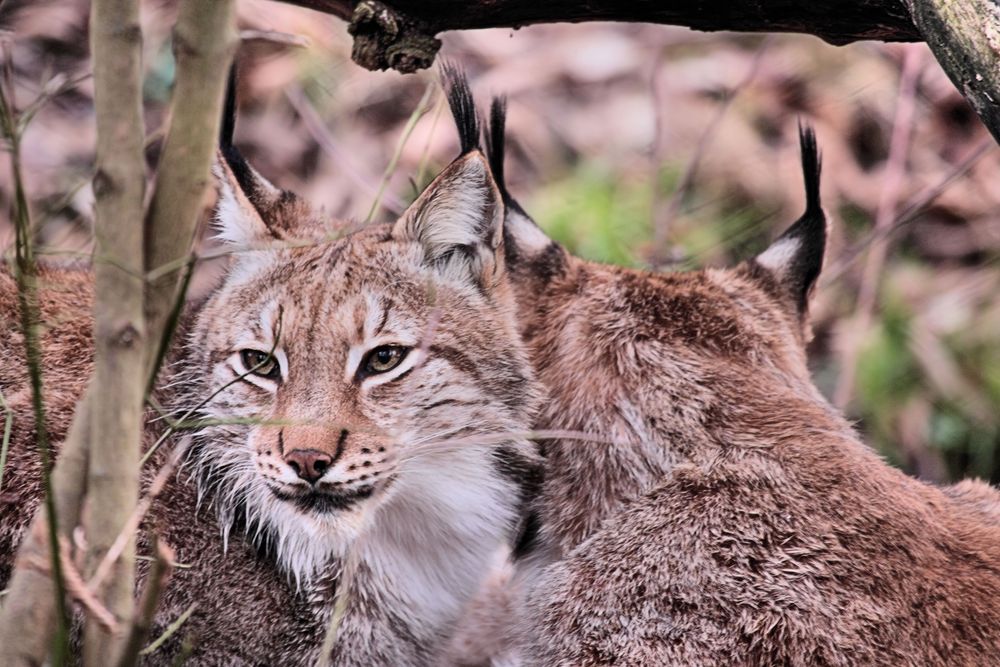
[0,121,542,663]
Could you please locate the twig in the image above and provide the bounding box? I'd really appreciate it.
[0,50,72,663]
[140,603,197,657]
[55,538,119,635]
[821,136,995,285]
[364,80,435,223]
[89,440,188,593]
[649,39,770,268]
[116,539,175,667]
[285,85,405,215]
[833,45,923,410]
[239,29,310,49]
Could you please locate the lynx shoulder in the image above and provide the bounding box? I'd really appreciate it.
[449,80,1000,664]
[0,71,542,664]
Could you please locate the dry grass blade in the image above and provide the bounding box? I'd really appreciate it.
[0,389,12,493]
[139,603,197,657]
[364,80,436,223]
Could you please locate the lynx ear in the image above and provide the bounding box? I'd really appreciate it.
[754,124,826,316]
[212,150,283,245]
[393,151,504,286]
[212,66,310,246]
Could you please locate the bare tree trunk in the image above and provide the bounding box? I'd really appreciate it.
[83,0,147,662]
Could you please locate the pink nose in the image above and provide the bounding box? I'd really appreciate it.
[284,449,333,484]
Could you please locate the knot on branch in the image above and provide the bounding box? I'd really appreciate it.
[348,0,441,73]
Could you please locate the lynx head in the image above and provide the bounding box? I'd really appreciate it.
[173,72,541,585]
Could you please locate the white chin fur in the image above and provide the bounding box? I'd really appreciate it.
[216,482,355,587]
[212,442,520,613]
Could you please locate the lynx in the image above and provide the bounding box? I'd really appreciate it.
[446,82,1000,664]
[0,73,541,665]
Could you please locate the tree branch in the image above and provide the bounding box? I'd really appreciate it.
[908,0,1000,143]
[82,0,147,661]
[0,1,237,662]
[283,0,920,73]
[279,0,1000,146]
[115,539,174,667]
[143,0,238,385]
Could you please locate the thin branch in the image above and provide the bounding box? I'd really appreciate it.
[116,539,175,667]
[143,0,238,384]
[649,39,770,268]
[285,85,406,215]
[55,538,119,635]
[822,137,995,286]
[0,57,72,664]
[89,441,188,593]
[833,45,924,411]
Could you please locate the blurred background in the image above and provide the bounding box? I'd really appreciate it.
[1,0,998,483]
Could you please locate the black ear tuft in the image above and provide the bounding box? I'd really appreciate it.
[485,94,535,220]
[440,62,480,155]
[221,63,238,152]
[486,96,510,202]
[218,64,254,196]
[754,122,826,316]
[799,122,822,219]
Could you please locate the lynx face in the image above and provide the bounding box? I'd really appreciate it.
[173,148,540,584]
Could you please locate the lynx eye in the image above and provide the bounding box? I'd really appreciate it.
[361,345,409,377]
[240,349,281,381]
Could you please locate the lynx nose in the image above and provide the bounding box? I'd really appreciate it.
[284,449,332,485]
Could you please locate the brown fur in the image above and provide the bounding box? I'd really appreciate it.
[1,143,543,664]
[480,120,1000,664]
